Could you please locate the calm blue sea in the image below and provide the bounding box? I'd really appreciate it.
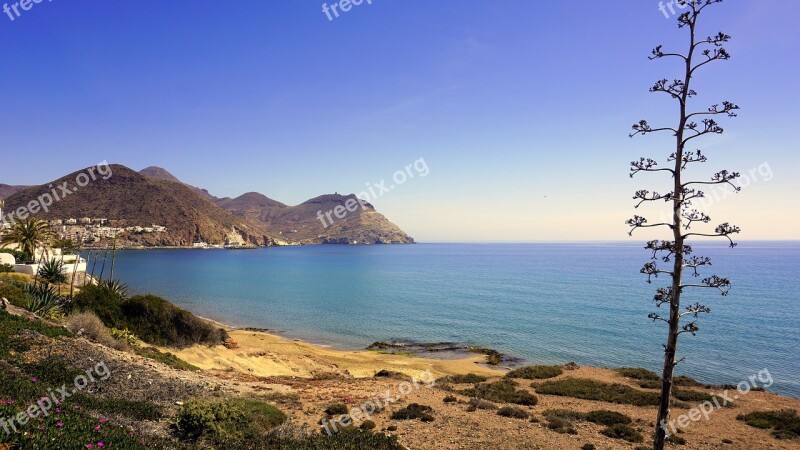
[100,242,800,398]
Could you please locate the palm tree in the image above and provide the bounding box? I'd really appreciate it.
[0,217,54,262]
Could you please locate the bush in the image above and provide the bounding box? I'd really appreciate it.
[25,283,66,318]
[175,398,287,446]
[584,410,632,426]
[120,294,228,348]
[443,395,458,403]
[390,403,434,422]
[71,284,125,325]
[615,367,660,381]
[325,403,349,416]
[444,373,488,384]
[535,378,660,406]
[264,428,404,449]
[459,379,538,406]
[0,263,13,273]
[0,276,31,307]
[467,398,497,411]
[672,389,715,403]
[546,417,577,434]
[66,311,128,351]
[497,406,529,419]
[601,423,644,442]
[582,444,596,450]
[360,420,377,430]
[737,410,800,439]
[506,365,563,380]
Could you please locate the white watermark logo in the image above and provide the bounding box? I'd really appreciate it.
[321,369,436,434]
[1,161,113,225]
[1,361,111,435]
[316,157,429,229]
[322,0,373,22]
[660,368,773,437]
[3,0,53,23]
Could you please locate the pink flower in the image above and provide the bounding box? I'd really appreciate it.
[94,425,101,431]
[86,445,93,449]
[31,377,37,382]
[56,422,64,427]
[74,405,81,410]
[97,443,104,448]
[99,419,107,424]
[56,408,62,413]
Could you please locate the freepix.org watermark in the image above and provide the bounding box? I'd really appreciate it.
[321,369,436,434]
[658,0,697,19]
[1,162,113,225]
[1,361,111,435]
[3,0,53,23]
[316,157,429,229]
[660,368,774,437]
[322,0,373,22]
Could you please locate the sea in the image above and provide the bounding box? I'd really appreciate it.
[96,242,800,398]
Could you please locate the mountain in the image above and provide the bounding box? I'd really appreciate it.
[3,165,272,247]
[217,192,414,244]
[139,166,217,201]
[0,184,29,200]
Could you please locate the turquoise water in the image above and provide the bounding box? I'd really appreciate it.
[102,242,800,398]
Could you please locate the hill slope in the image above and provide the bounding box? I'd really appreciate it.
[0,184,29,200]
[218,192,414,244]
[4,165,272,247]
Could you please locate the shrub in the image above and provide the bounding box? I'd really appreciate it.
[444,373,488,384]
[736,410,800,439]
[325,403,349,416]
[71,284,125,326]
[467,398,497,411]
[601,423,644,442]
[497,406,529,419]
[443,395,457,403]
[506,365,563,380]
[673,389,715,403]
[582,444,596,450]
[66,311,128,351]
[0,277,32,307]
[390,403,434,422]
[546,417,577,434]
[459,379,538,406]
[264,429,404,449]
[360,420,377,430]
[615,367,660,381]
[542,409,584,421]
[0,263,13,273]
[175,398,287,446]
[120,294,228,348]
[535,378,660,406]
[584,410,632,426]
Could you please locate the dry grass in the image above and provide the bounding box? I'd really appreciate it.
[66,311,128,351]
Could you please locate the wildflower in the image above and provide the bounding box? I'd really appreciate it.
[97,443,104,448]
[94,425,101,431]
[31,377,37,382]
[56,422,64,427]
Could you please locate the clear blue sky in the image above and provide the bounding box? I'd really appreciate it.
[1,0,798,241]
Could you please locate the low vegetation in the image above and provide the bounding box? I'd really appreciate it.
[390,403,435,422]
[737,410,800,439]
[72,285,228,348]
[601,423,644,443]
[506,365,563,380]
[542,408,635,439]
[174,398,287,446]
[443,373,488,384]
[535,378,660,406]
[497,406,529,419]
[459,379,538,406]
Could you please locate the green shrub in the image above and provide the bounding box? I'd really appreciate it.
[673,389,715,403]
[121,294,228,348]
[535,378,660,406]
[467,398,497,411]
[737,410,800,439]
[506,365,563,380]
[390,403,434,422]
[0,277,31,307]
[584,410,632,426]
[0,263,13,273]
[264,429,404,449]
[459,379,538,406]
[444,373,488,384]
[443,395,457,403]
[546,416,577,434]
[74,395,164,421]
[615,367,660,381]
[175,398,287,446]
[582,444,596,450]
[497,406,529,419]
[71,284,125,326]
[601,423,644,442]
[360,420,377,430]
[25,282,66,318]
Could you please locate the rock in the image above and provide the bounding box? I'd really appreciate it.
[0,297,8,310]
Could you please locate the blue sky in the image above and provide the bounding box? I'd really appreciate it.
[0,0,798,241]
